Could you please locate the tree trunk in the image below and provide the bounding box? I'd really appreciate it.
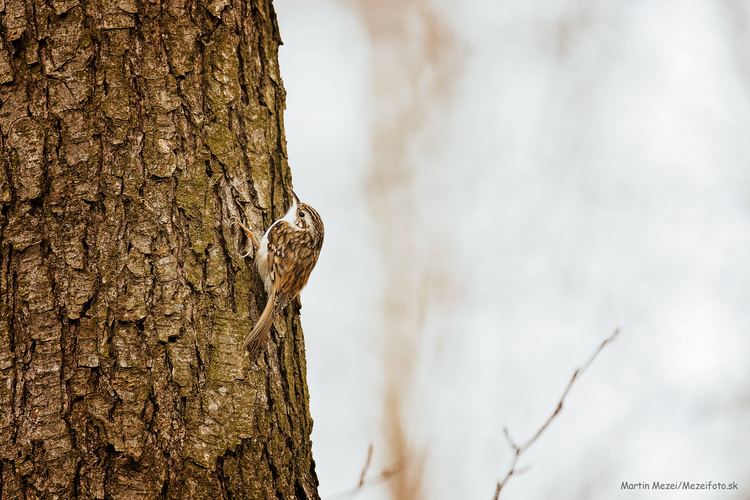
[0,0,320,497]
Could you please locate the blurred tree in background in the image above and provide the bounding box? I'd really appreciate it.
[0,0,319,497]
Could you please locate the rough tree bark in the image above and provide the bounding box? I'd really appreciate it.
[0,0,320,497]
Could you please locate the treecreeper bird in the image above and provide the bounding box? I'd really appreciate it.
[234,190,324,351]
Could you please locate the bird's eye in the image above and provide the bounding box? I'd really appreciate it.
[298,211,305,218]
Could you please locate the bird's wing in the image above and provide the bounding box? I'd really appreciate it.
[266,222,321,315]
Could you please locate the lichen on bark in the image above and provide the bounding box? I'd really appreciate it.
[0,0,320,498]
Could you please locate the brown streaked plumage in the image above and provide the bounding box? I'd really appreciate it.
[236,190,324,351]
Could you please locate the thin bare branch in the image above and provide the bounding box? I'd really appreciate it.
[502,427,520,452]
[358,444,374,488]
[327,446,403,500]
[493,329,620,500]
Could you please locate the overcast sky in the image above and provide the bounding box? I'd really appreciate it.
[274,0,750,498]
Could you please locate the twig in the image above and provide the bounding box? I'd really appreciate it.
[327,445,402,499]
[359,444,375,487]
[493,329,620,500]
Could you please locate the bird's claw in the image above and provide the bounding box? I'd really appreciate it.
[232,217,259,257]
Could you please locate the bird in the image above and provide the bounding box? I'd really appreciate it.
[233,189,324,351]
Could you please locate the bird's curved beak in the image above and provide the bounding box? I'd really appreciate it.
[291,189,300,206]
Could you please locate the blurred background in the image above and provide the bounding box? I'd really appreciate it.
[273,0,750,498]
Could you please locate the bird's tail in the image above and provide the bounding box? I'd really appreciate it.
[242,289,276,351]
